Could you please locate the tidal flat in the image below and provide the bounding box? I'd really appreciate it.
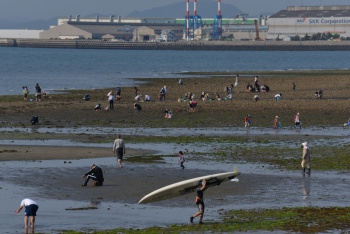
[0,70,349,233]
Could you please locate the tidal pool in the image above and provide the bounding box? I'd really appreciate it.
[1,126,349,233]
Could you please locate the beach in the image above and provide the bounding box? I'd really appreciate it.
[1,70,349,128]
[1,70,350,233]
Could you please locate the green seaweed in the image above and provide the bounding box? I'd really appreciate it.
[62,207,350,233]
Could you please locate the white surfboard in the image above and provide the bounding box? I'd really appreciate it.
[138,167,240,204]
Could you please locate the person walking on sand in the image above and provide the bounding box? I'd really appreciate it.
[35,83,42,101]
[22,86,29,101]
[301,142,311,175]
[82,164,104,186]
[234,74,239,87]
[116,87,121,96]
[107,91,115,110]
[113,134,126,168]
[244,115,251,128]
[178,151,185,169]
[15,198,39,233]
[292,82,296,92]
[190,179,206,224]
[274,116,279,129]
[134,87,138,97]
[293,112,301,128]
[160,86,166,101]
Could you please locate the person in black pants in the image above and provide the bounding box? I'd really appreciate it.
[190,180,206,224]
[82,164,104,186]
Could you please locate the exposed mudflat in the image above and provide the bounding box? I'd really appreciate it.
[1,126,349,233]
[0,72,349,233]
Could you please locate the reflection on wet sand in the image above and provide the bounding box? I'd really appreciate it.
[301,177,311,201]
[1,126,349,233]
[24,226,34,234]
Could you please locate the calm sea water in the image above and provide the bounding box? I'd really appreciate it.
[0,47,349,95]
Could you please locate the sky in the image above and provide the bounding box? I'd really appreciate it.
[1,0,349,22]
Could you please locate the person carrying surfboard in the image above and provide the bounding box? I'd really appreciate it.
[190,179,206,224]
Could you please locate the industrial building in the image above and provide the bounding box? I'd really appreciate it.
[39,0,267,41]
[267,5,350,40]
[39,15,267,41]
[0,29,43,39]
[39,21,185,42]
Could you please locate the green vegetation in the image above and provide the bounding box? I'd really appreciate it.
[2,130,349,170]
[61,207,350,233]
[126,155,166,163]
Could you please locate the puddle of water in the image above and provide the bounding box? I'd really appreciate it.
[1,126,349,233]
[1,156,350,233]
[0,181,194,234]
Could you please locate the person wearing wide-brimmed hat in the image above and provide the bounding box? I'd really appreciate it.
[301,142,311,175]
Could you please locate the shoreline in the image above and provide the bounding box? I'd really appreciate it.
[2,39,350,51]
[0,73,349,128]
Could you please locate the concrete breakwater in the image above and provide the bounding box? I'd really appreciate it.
[1,39,350,51]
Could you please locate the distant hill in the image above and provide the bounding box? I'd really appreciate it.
[0,17,57,30]
[0,1,245,29]
[127,1,244,18]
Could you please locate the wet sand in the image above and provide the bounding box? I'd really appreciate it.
[0,145,153,161]
[0,71,349,128]
[1,71,349,233]
[2,155,350,233]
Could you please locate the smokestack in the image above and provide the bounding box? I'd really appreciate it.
[194,0,197,16]
[218,0,221,16]
[186,0,190,40]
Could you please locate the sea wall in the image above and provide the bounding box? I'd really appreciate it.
[1,39,350,51]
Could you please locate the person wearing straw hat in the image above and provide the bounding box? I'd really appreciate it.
[301,142,311,175]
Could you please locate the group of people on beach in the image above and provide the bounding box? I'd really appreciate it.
[15,134,126,232]
[15,136,312,230]
[244,112,301,129]
[22,83,46,102]
[81,134,126,186]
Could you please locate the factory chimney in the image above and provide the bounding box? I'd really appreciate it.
[218,0,221,17]
[186,0,190,40]
[194,0,197,16]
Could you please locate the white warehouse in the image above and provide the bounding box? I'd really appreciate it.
[267,5,350,40]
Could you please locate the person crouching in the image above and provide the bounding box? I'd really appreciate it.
[82,164,104,186]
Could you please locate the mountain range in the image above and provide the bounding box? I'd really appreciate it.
[0,1,267,30]
[127,1,243,18]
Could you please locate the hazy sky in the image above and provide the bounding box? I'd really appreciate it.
[2,0,349,22]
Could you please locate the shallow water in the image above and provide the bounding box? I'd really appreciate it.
[1,126,349,137]
[2,48,350,95]
[1,155,350,233]
[1,126,349,233]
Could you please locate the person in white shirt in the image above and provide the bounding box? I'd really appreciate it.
[113,134,126,168]
[107,91,115,110]
[15,198,39,232]
[145,94,151,102]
